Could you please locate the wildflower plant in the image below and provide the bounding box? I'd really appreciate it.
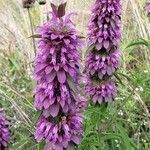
[33,1,86,149]
[85,0,122,104]
[0,111,10,150]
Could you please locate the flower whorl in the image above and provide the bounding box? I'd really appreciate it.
[0,112,10,150]
[85,0,122,104]
[33,12,86,149]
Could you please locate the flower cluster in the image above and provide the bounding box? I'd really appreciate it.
[35,107,84,150]
[85,0,122,104]
[85,80,117,104]
[33,12,86,149]
[0,111,10,150]
[85,51,120,79]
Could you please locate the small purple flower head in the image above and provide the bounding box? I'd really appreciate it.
[0,111,10,150]
[76,96,87,110]
[35,109,83,150]
[85,79,117,104]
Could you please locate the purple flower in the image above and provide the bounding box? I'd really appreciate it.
[86,50,120,79]
[85,79,117,104]
[0,112,10,150]
[33,12,86,149]
[34,12,82,116]
[85,0,122,104]
[88,0,122,51]
[35,109,83,150]
[34,81,77,117]
[145,3,150,12]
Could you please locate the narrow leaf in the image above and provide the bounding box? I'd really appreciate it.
[38,141,45,150]
[85,44,95,56]
[67,78,77,94]
[28,34,41,39]
[32,111,41,125]
[125,40,149,49]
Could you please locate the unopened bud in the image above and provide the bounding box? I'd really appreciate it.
[22,0,35,8]
[38,0,46,5]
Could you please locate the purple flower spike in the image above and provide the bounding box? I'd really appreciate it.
[33,11,86,149]
[88,0,122,51]
[35,109,83,150]
[85,0,122,104]
[34,12,83,116]
[0,112,10,150]
[85,79,117,104]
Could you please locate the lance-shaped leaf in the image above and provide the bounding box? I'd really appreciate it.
[28,34,41,39]
[38,141,45,150]
[51,2,67,18]
[32,111,42,125]
[67,77,77,94]
[85,44,95,56]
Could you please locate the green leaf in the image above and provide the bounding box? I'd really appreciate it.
[116,124,138,150]
[101,133,122,140]
[10,137,29,150]
[78,35,85,39]
[117,72,132,81]
[114,73,124,85]
[85,44,95,56]
[38,141,45,150]
[28,34,41,38]
[9,57,20,70]
[32,111,41,125]
[67,77,77,93]
[125,39,150,49]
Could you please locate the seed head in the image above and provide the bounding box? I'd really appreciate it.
[22,0,35,8]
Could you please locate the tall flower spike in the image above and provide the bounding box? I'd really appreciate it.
[85,0,122,104]
[0,111,10,150]
[33,4,86,149]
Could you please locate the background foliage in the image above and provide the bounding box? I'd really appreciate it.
[0,0,149,150]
